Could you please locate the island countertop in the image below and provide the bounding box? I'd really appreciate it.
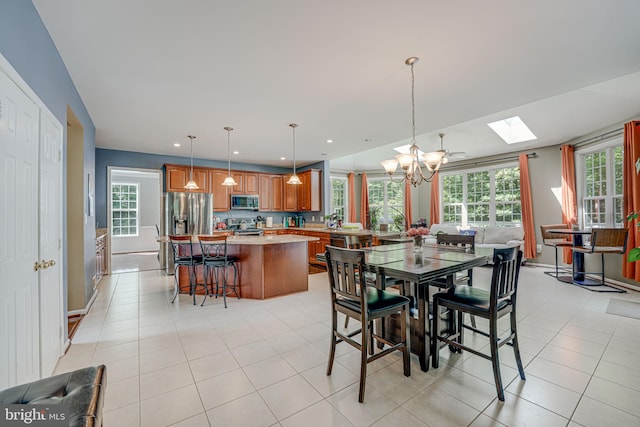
[158,234,319,245]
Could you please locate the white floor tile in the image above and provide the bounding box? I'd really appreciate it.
[53,267,640,427]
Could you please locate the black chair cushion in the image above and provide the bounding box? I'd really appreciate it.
[0,365,106,427]
[434,285,509,312]
[336,288,409,314]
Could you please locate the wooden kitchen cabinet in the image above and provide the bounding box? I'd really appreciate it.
[260,174,285,212]
[230,172,258,194]
[208,169,231,211]
[271,175,283,211]
[165,164,208,192]
[298,169,321,211]
[259,174,271,211]
[283,174,298,211]
[244,173,259,194]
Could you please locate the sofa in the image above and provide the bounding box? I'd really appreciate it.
[0,365,106,427]
[425,224,526,260]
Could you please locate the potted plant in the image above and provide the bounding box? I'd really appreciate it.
[627,212,640,262]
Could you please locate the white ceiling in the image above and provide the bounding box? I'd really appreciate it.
[33,0,640,171]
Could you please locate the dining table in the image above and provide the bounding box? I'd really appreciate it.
[547,228,595,285]
[321,242,492,371]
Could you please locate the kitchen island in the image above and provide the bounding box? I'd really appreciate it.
[171,234,319,300]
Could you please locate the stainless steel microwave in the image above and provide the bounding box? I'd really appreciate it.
[231,194,259,210]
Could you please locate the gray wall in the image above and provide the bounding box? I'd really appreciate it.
[0,0,97,309]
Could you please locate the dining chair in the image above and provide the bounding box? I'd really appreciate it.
[169,235,204,305]
[432,247,525,401]
[435,233,477,327]
[198,235,239,307]
[325,245,411,402]
[329,234,376,328]
[570,228,628,293]
[540,224,572,278]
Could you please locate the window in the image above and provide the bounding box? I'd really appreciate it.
[112,183,138,236]
[580,144,623,228]
[440,165,521,227]
[330,176,348,220]
[368,178,404,231]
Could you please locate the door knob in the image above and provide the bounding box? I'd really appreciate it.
[33,260,45,271]
[46,260,56,268]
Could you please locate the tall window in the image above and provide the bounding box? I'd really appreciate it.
[112,183,138,236]
[368,178,403,230]
[330,176,347,220]
[580,144,623,228]
[441,165,521,227]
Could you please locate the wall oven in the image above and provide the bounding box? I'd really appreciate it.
[231,194,259,210]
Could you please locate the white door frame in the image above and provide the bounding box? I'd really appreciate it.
[107,166,162,274]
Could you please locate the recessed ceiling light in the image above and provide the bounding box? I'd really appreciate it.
[173,143,181,147]
[487,116,537,144]
[326,139,333,144]
[233,151,239,155]
[321,153,327,156]
[280,157,286,161]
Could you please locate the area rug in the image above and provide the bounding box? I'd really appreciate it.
[606,298,640,321]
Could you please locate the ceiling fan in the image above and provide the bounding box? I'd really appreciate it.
[438,133,467,161]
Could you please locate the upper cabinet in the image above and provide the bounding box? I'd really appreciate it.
[165,164,208,193]
[259,174,285,212]
[283,174,298,212]
[209,169,230,211]
[165,164,321,212]
[298,169,321,212]
[230,172,259,194]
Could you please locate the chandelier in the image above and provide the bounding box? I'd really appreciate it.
[381,57,447,186]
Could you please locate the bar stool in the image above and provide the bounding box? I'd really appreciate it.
[540,224,572,278]
[198,235,239,308]
[571,228,628,293]
[169,235,204,305]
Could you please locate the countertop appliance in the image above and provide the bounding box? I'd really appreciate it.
[160,192,213,274]
[231,194,259,210]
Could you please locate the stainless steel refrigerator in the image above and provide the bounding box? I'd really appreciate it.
[160,192,213,274]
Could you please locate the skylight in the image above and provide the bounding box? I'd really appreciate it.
[487,116,537,144]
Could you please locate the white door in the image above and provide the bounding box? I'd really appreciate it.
[0,69,41,388]
[39,111,63,377]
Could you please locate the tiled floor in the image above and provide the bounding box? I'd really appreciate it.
[55,265,640,426]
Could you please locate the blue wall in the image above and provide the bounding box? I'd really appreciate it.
[96,148,330,226]
[0,1,97,308]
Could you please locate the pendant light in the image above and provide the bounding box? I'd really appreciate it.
[222,127,238,186]
[184,135,199,190]
[287,123,302,185]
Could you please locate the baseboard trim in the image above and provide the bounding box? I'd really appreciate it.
[526,262,640,292]
[68,288,99,317]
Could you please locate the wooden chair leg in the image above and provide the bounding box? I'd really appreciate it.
[489,318,505,401]
[358,320,369,403]
[402,306,411,377]
[326,310,338,376]
[511,311,526,381]
[432,299,440,369]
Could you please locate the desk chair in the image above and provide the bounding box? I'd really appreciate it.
[198,235,239,307]
[432,247,525,401]
[325,245,411,402]
[540,224,572,278]
[571,228,628,293]
[169,235,204,305]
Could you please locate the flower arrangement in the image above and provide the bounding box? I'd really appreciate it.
[407,226,430,237]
